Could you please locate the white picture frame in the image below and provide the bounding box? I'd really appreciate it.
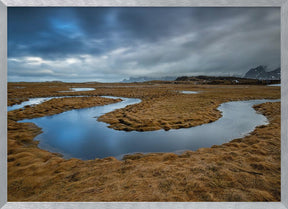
[0,0,287,209]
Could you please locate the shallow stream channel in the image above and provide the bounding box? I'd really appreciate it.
[16,95,279,160]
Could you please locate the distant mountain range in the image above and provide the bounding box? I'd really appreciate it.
[122,76,177,83]
[244,66,280,80]
[121,66,280,83]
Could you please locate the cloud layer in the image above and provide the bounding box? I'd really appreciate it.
[8,7,280,82]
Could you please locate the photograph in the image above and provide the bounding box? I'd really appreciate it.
[7,7,281,202]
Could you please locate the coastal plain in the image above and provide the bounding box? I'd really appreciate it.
[7,82,280,201]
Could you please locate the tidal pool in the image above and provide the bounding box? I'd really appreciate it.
[180,91,198,94]
[59,87,95,92]
[20,97,279,160]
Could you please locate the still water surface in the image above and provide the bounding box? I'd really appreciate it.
[8,97,53,112]
[20,97,278,160]
[59,87,95,92]
[8,96,87,112]
[180,91,198,94]
[267,84,281,87]
[9,88,96,111]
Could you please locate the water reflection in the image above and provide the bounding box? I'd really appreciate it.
[8,97,54,112]
[20,98,279,160]
[180,91,198,94]
[267,84,281,87]
[8,96,87,112]
[59,88,95,92]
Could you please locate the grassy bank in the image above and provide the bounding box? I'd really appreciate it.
[7,82,280,201]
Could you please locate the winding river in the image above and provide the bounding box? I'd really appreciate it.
[8,96,87,112]
[8,97,55,112]
[19,96,279,160]
[8,88,96,112]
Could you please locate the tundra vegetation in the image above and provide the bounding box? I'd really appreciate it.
[7,81,280,201]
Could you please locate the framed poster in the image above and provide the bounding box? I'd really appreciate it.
[0,0,287,209]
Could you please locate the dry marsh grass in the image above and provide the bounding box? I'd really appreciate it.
[7,82,280,201]
[99,85,280,131]
[8,96,121,121]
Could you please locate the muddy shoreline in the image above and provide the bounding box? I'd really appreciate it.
[8,82,280,201]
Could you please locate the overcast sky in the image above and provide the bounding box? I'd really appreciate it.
[8,7,280,82]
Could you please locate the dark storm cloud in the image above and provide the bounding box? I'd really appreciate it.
[8,7,280,82]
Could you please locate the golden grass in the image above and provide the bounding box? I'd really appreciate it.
[8,96,121,121]
[7,82,280,201]
[99,85,280,131]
